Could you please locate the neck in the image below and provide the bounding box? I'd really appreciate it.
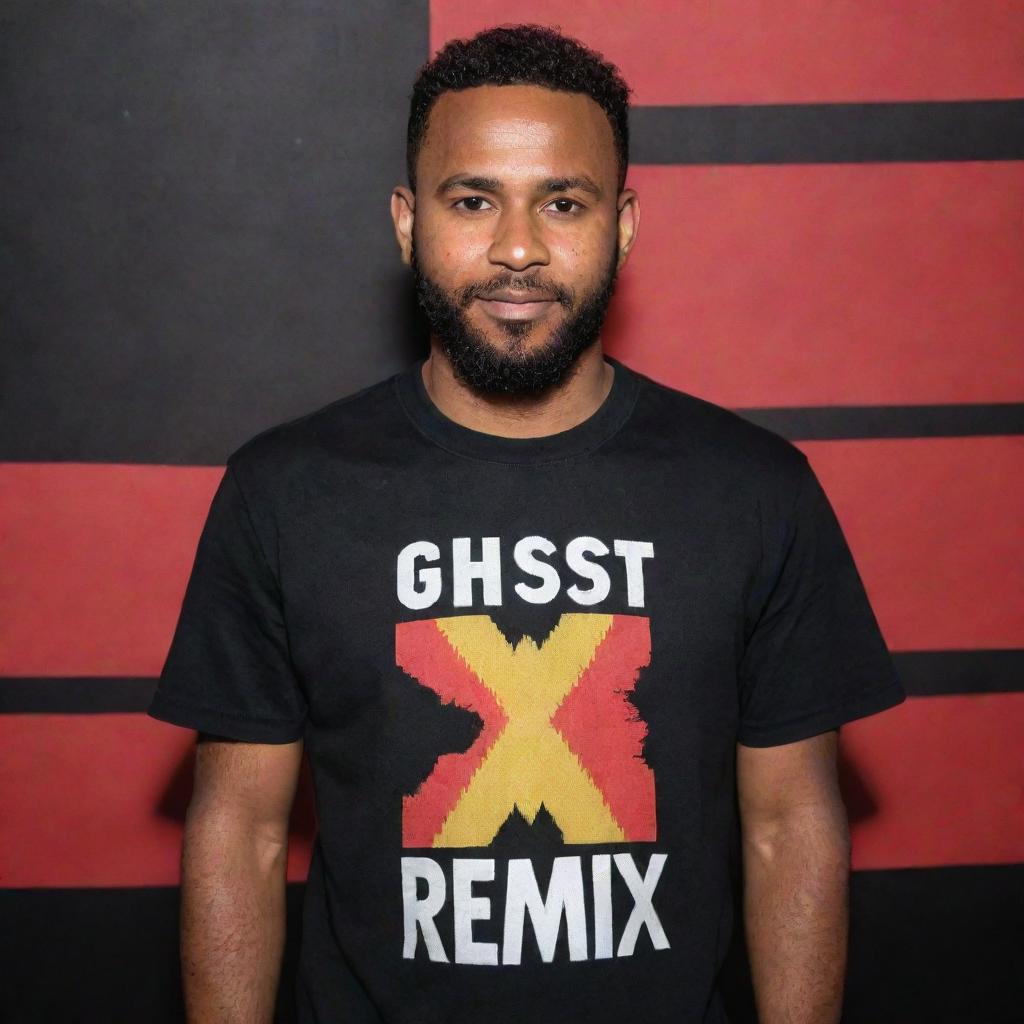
[420,342,614,439]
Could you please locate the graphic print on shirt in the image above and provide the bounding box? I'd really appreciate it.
[395,612,656,848]
[394,535,670,966]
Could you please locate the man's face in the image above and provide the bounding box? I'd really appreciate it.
[392,84,638,395]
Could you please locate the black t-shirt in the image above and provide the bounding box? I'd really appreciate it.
[148,354,905,1023]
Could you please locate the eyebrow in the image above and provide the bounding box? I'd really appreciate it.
[436,174,603,198]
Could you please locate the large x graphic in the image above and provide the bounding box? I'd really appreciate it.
[396,612,655,847]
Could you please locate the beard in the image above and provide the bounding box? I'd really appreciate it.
[410,241,620,396]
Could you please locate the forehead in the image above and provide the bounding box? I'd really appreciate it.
[418,84,617,186]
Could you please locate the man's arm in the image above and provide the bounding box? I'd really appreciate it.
[736,729,850,1024]
[180,733,304,1024]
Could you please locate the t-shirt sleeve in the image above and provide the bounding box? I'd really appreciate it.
[737,453,906,747]
[147,460,308,743]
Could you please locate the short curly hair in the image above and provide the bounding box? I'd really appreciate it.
[407,24,631,193]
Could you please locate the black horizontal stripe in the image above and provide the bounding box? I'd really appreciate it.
[894,649,1023,697]
[0,677,158,714]
[631,99,1024,164]
[2,865,1020,1023]
[2,650,1019,715]
[718,863,1024,1024]
[736,402,1024,440]
[6,399,1021,464]
[0,883,306,1023]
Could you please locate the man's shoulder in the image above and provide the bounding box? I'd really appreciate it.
[231,371,401,459]
[225,371,404,484]
[629,365,809,483]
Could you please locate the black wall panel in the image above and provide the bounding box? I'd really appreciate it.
[1,1,428,465]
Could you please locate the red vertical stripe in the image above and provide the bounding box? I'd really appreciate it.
[1,714,312,888]
[608,163,1024,408]
[798,438,1024,653]
[842,694,1024,870]
[431,1,1024,104]
[0,463,221,677]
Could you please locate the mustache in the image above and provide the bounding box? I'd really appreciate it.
[454,272,575,308]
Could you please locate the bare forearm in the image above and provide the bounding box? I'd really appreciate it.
[742,808,851,1024]
[180,811,289,1024]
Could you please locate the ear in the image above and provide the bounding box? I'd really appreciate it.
[615,187,640,269]
[390,186,416,266]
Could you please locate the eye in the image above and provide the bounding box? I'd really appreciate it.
[546,198,583,215]
[453,196,493,212]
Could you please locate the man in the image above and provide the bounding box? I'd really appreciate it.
[148,24,906,1024]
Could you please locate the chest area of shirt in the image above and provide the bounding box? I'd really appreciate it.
[279,494,759,748]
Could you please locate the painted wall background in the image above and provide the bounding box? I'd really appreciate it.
[2,2,1021,1021]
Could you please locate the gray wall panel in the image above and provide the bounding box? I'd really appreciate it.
[1,1,428,464]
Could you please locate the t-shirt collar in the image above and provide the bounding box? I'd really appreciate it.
[395,352,640,464]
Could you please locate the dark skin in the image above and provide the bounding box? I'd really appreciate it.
[180,735,302,1022]
[390,84,638,436]
[738,730,850,1024]
[180,84,850,1024]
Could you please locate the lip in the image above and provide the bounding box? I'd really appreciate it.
[476,295,557,321]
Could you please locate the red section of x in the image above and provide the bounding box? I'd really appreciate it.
[396,618,507,847]
[552,614,656,841]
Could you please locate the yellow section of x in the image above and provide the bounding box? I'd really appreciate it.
[432,613,625,847]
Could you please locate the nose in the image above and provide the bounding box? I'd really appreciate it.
[487,204,550,271]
